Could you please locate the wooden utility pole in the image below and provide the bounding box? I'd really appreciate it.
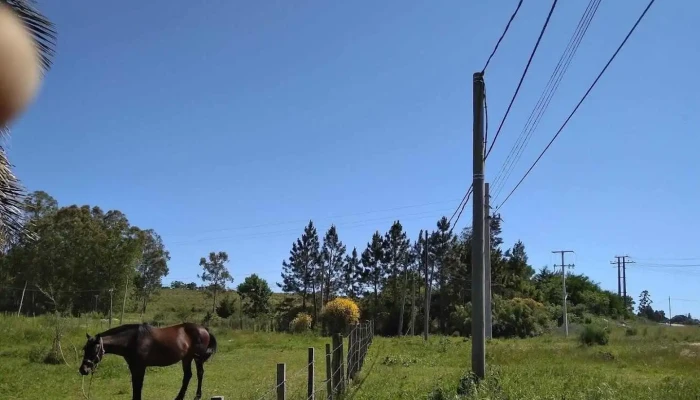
[423,230,430,341]
[621,256,634,308]
[108,288,114,328]
[552,250,575,337]
[120,275,129,325]
[471,71,486,379]
[484,183,492,339]
[610,257,622,297]
[611,255,634,308]
[17,281,27,317]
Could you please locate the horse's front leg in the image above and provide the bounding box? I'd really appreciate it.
[175,358,193,400]
[194,359,204,400]
[128,362,146,400]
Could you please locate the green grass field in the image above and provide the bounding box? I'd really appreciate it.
[2,313,700,399]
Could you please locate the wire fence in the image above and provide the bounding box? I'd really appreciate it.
[250,320,375,400]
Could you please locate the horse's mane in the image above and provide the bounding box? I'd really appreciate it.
[98,323,153,338]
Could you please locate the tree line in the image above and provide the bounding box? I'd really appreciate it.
[0,190,254,319]
[277,216,639,337]
[2,190,687,336]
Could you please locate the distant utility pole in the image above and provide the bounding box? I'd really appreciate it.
[484,183,492,340]
[552,250,575,337]
[120,275,129,325]
[471,71,486,379]
[108,288,114,328]
[423,230,430,341]
[668,296,672,326]
[611,255,634,307]
[610,257,622,297]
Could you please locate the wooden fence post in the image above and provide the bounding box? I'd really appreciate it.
[276,363,286,400]
[334,333,345,394]
[325,343,333,400]
[347,324,358,380]
[331,334,340,395]
[307,347,315,400]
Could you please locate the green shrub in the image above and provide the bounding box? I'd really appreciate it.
[579,324,609,346]
[289,312,313,333]
[492,296,553,338]
[215,296,236,319]
[625,326,638,336]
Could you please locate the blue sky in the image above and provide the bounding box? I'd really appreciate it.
[8,1,699,317]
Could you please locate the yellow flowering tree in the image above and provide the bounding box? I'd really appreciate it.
[321,297,360,334]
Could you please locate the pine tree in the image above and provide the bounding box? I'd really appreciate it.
[320,225,346,305]
[361,231,385,321]
[382,221,411,335]
[343,247,362,299]
[278,221,321,320]
[430,217,457,333]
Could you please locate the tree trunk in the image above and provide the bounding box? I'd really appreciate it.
[319,268,325,307]
[398,264,408,336]
[301,282,307,309]
[212,287,218,314]
[408,269,417,335]
[373,282,379,327]
[311,285,318,326]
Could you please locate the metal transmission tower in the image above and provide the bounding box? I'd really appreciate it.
[552,250,575,337]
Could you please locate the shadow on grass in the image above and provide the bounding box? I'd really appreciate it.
[344,340,383,400]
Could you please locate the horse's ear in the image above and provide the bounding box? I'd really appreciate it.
[86,333,91,340]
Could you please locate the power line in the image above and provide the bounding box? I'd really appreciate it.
[481,0,525,73]
[169,208,454,245]
[484,0,559,161]
[636,263,700,268]
[163,198,460,238]
[495,0,656,212]
[491,0,602,201]
[448,184,473,226]
[450,185,474,233]
[633,257,700,262]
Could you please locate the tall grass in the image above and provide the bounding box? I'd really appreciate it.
[2,314,700,399]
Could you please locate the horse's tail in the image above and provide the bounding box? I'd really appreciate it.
[203,328,218,361]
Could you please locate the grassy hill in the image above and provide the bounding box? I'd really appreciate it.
[118,288,299,328]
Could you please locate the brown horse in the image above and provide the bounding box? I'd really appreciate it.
[79,322,217,400]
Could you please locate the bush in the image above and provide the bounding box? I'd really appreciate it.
[321,297,360,334]
[449,305,471,336]
[625,326,638,336]
[579,324,609,346]
[492,297,553,338]
[215,296,236,319]
[289,312,313,333]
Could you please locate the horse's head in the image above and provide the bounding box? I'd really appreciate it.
[79,333,105,376]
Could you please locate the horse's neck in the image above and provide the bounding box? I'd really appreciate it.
[101,328,137,357]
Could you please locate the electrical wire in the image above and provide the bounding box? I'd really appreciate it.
[450,185,474,233]
[491,0,602,202]
[163,198,461,238]
[482,0,525,73]
[169,208,454,246]
[495,0,656,212]
[484,0,559,161]
[447,184,473,226]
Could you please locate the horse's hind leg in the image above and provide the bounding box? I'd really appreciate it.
[194,359,204,400]
[174,358,193,400]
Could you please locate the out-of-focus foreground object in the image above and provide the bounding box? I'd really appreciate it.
[0,0,55,243]
[0,1,54,126]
